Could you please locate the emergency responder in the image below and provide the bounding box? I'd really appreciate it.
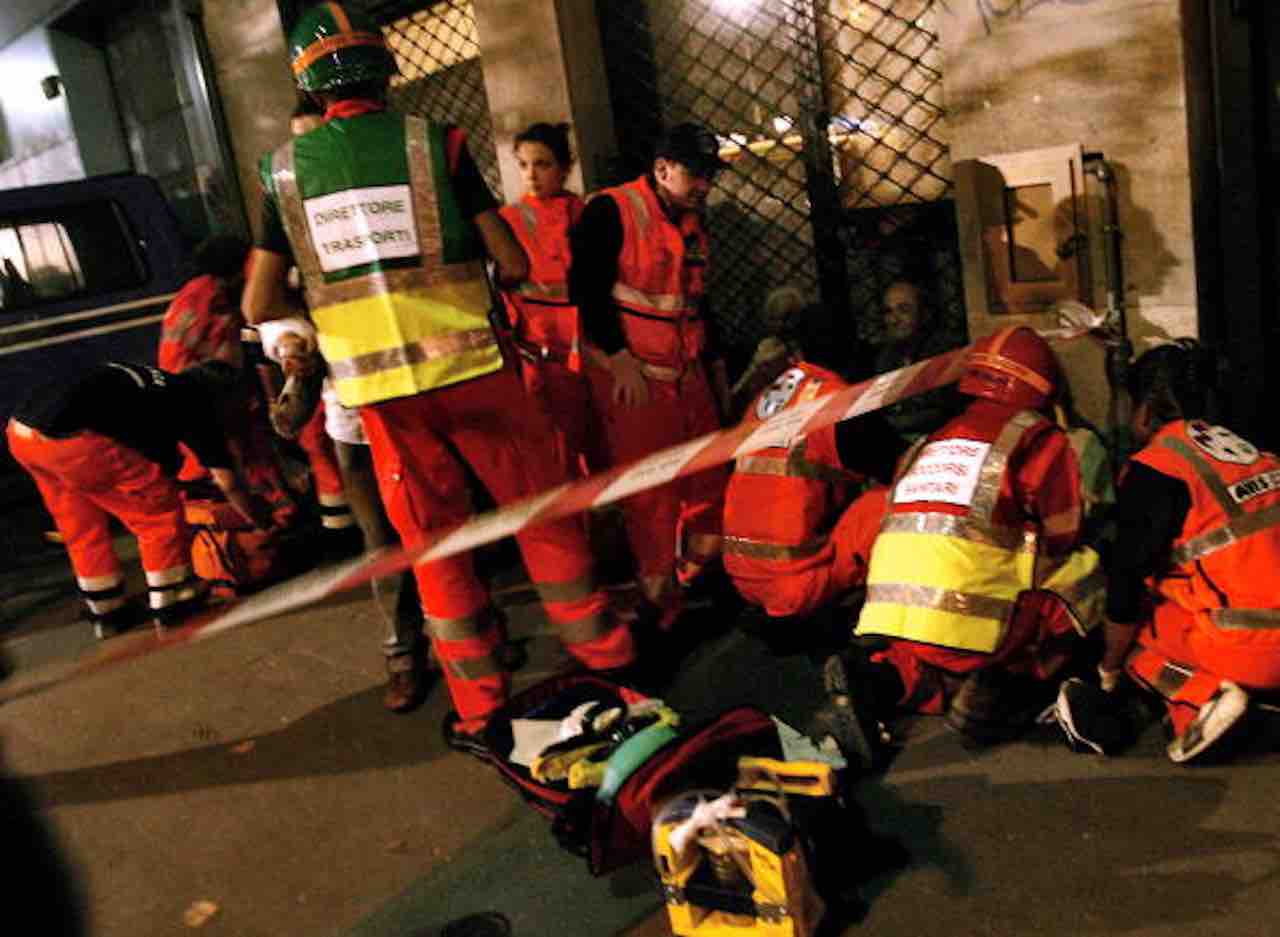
[241,3,634,746]
[498,121,600,477]
[6,361,266,637]
[723,305,907,634]
[568,122,733,629]
[158,235,252,370]
[158,236,305,531]
[256,94,427,712]
[829,326,1105,753]
[1055,340,1280,763]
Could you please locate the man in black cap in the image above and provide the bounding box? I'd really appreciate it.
[569,122,732,631]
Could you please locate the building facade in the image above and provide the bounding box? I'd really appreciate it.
[0,0,1275,445]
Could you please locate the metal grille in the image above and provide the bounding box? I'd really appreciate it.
[360,0,502,194]
[597,0,966,371]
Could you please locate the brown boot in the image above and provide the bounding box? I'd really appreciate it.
[383,652,428,713]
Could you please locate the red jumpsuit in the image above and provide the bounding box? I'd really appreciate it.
[723,362,889,618]
[861,399,1092,713]
[158,273,243,484]
[578,176,728,613]
[257,103,634,725]
[499,192,600,476]
[1122,420,1280,735]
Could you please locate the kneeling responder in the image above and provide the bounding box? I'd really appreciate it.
[1055,340,1280,763]
[723,306,907,645]
[837,326,1105,751]
[6,361,268,637]
[241,3,634,748]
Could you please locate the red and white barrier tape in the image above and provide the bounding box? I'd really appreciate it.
[1,326,1093,701]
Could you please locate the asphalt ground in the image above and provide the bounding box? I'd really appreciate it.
[3,536,1280,937]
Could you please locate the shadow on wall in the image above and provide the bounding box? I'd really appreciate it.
[1104,161,1181,350]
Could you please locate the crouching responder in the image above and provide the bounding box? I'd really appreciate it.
[6,361,268,637]
[159,235,304,531]
[723,306,907,652]
[829,326,1105,752]
[241,3,634,749]
[1055,340,1280,763]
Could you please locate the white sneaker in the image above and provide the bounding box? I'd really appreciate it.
[1167,681,1249,764]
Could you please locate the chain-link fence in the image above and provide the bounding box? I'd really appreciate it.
[355,0,502,194]
[597,0,966,374]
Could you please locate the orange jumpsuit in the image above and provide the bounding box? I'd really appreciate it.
[8,363,216,620]
[499,192,600,476]
[723,362,891,619]
[1121,420,1280,735]
[573,175,728,613]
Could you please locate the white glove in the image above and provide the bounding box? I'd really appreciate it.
[667,793,747,857]
[256,317,317,364]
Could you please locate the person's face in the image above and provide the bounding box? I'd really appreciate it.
[883,282,923,343]
[291,114,324,137]
[515,141,569,199]
[653,157,714,212]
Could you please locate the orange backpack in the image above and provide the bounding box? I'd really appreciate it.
[184,498,287,597]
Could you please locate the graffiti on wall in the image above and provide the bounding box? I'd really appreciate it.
[974,0,1101,36]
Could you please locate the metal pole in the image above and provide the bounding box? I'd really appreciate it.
[793,0,852,363]
[1086,155,1130,479]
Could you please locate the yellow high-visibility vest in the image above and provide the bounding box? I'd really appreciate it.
[270,114,501,407]
[857,410,1104,653]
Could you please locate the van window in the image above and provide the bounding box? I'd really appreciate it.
[0,200,148,314]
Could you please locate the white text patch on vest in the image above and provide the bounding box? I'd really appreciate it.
[894,439,991,507]
[1229,467,1280,504]
[304,184,420,274]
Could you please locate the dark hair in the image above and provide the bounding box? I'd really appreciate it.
[191,235,250,279]
[292,92,324,119]
[319,79,388,106]
[1127,338,1217,425]
[514,122,573,168]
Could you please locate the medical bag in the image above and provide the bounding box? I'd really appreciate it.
[474,673,783,876]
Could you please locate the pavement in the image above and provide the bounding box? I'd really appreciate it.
[4,529,1280,937]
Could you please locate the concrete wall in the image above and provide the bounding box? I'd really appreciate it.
[0,0,73,52]
[200,0,297,240]
[0,27,84,189]
[47,28,130,178]
[939,0,1195,425]
[473,0,617,201]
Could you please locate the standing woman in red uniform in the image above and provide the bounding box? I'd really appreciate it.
[498,123,598,476]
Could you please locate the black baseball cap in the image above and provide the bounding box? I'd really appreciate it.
[654,122,729,179]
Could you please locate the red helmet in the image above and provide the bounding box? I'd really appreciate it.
[958,326,1059,409]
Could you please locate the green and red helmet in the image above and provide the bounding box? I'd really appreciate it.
[289,2,397,92]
